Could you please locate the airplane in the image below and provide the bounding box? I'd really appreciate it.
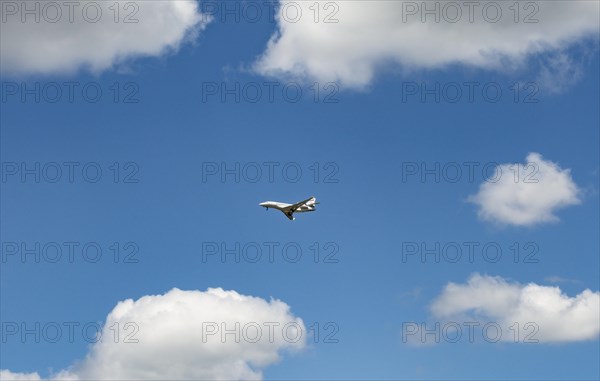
[259,196,319,220]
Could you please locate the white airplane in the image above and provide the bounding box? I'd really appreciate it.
[259,196,319,220]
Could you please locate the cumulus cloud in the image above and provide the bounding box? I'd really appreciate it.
[254,1,599,88]
[1,288,305,380]
[430,274,600,342]
[468,153,581,226]
[0,1,210,75]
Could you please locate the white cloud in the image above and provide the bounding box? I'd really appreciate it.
[254,1,599,88]
[0,371,42,381]
[1,288,305,380]
[468,153,581,226]
[0,1,210,75]
[430,274,600,342]
[536,51,586,94]
[544,276,582,285]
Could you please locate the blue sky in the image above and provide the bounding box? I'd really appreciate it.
[1,1,599,380]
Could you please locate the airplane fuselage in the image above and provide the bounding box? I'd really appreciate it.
[259,201,315,213]
[259,201,289,210]
[259,196,318,220]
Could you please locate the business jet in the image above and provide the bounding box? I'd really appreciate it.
[259,196,319,220]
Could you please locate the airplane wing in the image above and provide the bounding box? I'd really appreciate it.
[282,210,295,220]
[280,197,315,220]
[288,196,316,211]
